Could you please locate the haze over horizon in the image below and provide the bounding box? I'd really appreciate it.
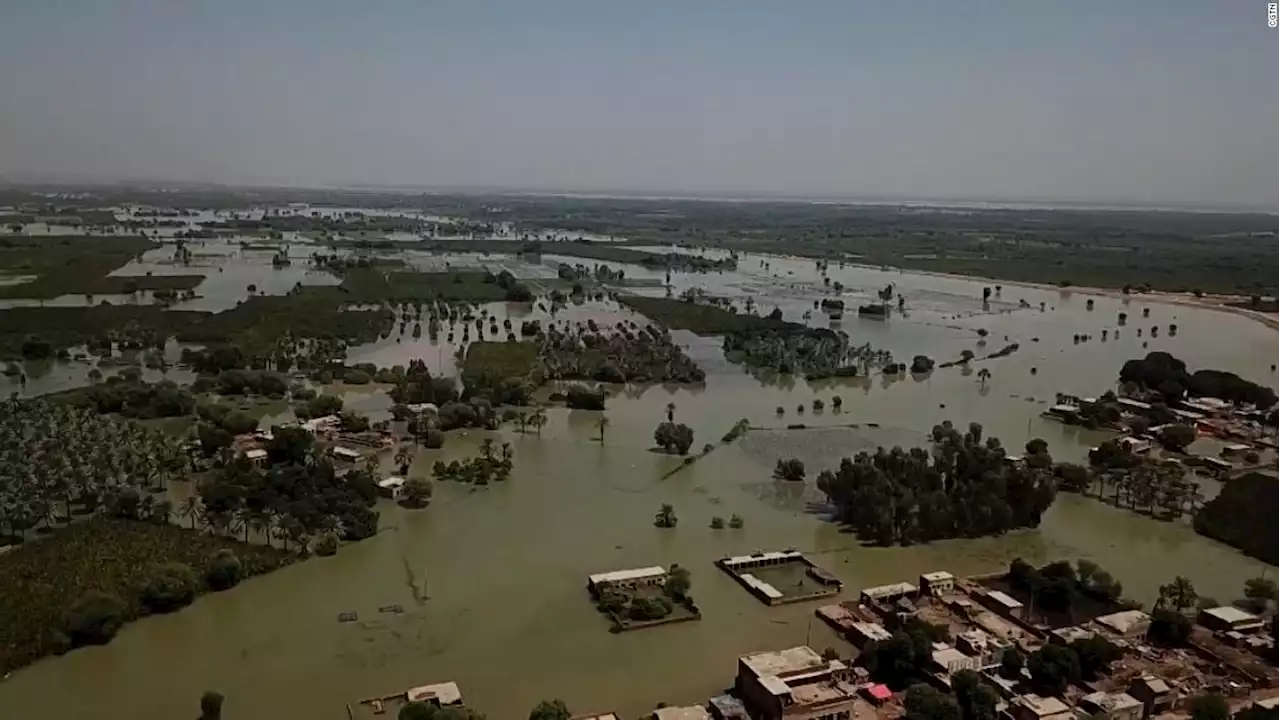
[1,1,1276,210]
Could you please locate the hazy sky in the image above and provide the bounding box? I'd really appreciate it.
[1,1,1275,208]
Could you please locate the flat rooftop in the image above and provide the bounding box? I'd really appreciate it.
[862,582,918,598]
[722,550,803,565]
[406,681,461,706]
[588,566,667,585]
[921,571,955,582]
[1013,694,1070,718]
[790,680,858,705]
[1202,605,1260,625]
[652,705,711,720]
[741,646,827,679]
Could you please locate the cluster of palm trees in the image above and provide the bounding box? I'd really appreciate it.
[510,407,549,435]
[0,399,191,541]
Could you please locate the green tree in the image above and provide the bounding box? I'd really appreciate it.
[772,458,806,482]
[1239,577,1278,614]
[1157,576,1198,613]
[1189,694,1231,720]
[710,516,725,529]
[528,699,571,720]
[1157,424,1197,452]
[954,670,999,720]
[139,562,198,613]
[403,476,434,508]
[1148,607,1193,646]
[1069,636,1122,680]
[904,683,962,720]
[728,514,744,529]
[1026,644,1080,695]
[199,691,225,720]
[664,564,691,599]
[1000,648,1025,678]
[400,702,438,720]
[654,503,677,528]
[206,549,243,591]
[64,590,126,645]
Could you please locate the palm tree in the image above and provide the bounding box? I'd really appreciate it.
[1158,576,1198,613]
[977,368,992,388]
[480,438,495,463]
[665,402,676,423]
[178,495,201,530]
[596,415,609,444]
[530,407,548,435]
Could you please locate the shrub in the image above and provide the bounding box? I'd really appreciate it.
[422,429,445,449]
[139,562,198,613]
[313,533,339,557]
[205,549,243,591]
[64,591,126,645]
[343,369,371,385]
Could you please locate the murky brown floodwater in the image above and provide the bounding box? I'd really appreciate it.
[0,232,1275,720]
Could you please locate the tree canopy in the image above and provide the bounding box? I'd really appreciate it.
[816,422,1057,545]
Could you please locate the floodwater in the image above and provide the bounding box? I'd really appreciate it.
[0,223,1277,720]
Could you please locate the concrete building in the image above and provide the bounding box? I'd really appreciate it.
[587,566,668,594]
[653,706,711,720]
[848,621,892,648]
[955,629,1011,668]
[860,582,918,605]
[1076,692,1142,720]
[722,550,804,569]
[377,476,406,499]
[1051,626,1097,645]
[1094,610,1151,639]
[331,446,364,463]
[1197,606,1265,633]
[931,646,980,675]
[980,590,1025,617]
[1125,675,1175,718]
[920,571,956,596]
[737,646,858,720]
[405,681,463,707]
[244,447,268,465]
[709,695,750,720]
[1005,694,1073,720]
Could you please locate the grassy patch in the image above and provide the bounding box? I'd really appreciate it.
[176,288,393,353]
[339,268,508,303]
[0,235,160,298]
[0,306,209,358]
[619,296,802,335]
[0,517,293,674]
[462,342,540,382]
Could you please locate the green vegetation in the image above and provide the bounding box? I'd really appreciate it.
[528,699,572,720]
[463,196,1277,294]
[591,563,698,630]
[619,295,801,335]
[772,458,806,482]
[1194,470,1277,564]
[1189,694,1231,720]
[196,426,381,547]
[654,503,678,528]
[1006,558,1127,618]
[398,702,486,720]
[724,327,892,378]
[817,422,1058,545]
[0,235,165,299]
[430,442,514,485]
[540,321,704,384]
[1120,351,1278,408]
[859,615,952,688]
[176,288,393,354]
[654,421,695,454]
[1083,442,1204,520]
[462,341,540,385]
[0,305,206,358]
[198,691,225,720]
[339,268,509,303]
[0,517,291,673]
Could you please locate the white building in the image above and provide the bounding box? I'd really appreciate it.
[587,566,668,594]
[377,476,406,499]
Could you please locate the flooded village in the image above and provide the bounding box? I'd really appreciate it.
[0,192,1275,720]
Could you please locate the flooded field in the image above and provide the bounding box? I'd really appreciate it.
[0,221,1275,720]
